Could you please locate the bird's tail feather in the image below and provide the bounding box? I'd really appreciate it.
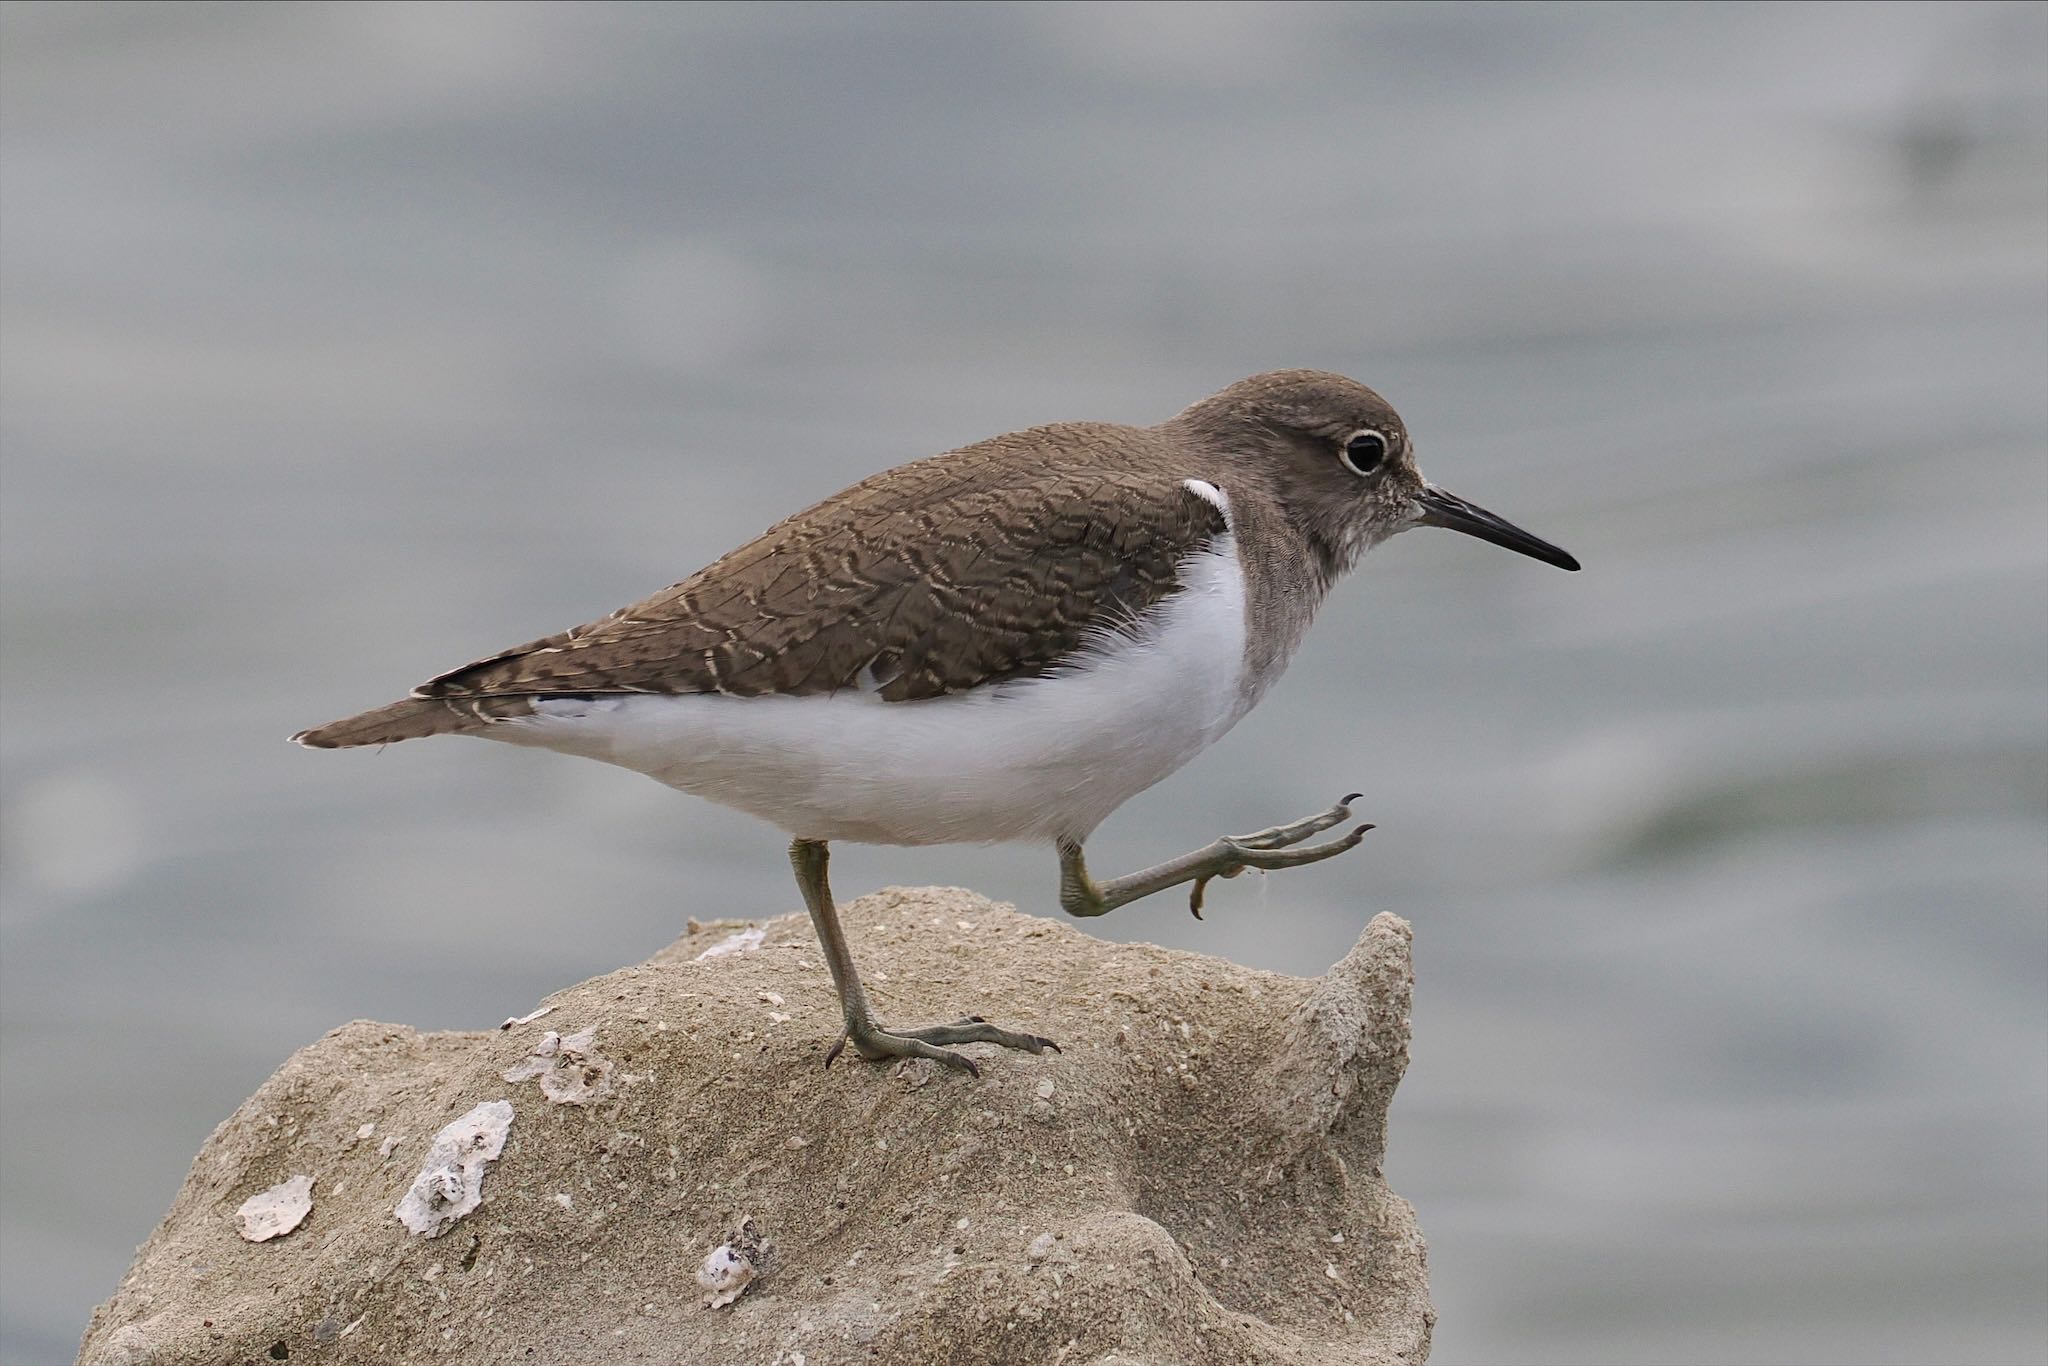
[292,697,470,749]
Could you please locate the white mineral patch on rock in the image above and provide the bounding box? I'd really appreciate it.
[694,926,765,960]
[697,1245,754,1308]
[502,1027,614,1105]
[697,1218,768,1309]
[394,1099,514,1237]
[232,1174,313,1242]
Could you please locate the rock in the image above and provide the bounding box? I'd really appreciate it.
[77,887,1431,1365]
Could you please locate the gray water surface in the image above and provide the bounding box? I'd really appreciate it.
[3,4,2045,1363]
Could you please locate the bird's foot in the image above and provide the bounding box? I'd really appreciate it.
[1227,793,1364,851]
[825,1014,1059,1077]
[1186,793,1373,917]
[1061,793,1374,920]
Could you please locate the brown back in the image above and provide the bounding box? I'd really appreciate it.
[417,424,1227,704]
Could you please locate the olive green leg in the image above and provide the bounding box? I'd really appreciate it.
[790,838,1058,1076]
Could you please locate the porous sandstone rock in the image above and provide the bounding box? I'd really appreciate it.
[79,887,1431,1365]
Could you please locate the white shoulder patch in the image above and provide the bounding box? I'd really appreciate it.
[1182,478,1231,524]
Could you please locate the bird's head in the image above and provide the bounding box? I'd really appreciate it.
[1168,369,1581,580]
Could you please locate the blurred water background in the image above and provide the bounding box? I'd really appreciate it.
[2,3,2044,1362]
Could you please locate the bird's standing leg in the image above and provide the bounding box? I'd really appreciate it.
[789,838,1057,1076]
[1058,794,1372,920]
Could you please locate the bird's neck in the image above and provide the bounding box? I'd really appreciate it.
[1212,489,1345,703]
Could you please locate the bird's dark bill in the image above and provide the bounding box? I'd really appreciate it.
[1416,485,1581,571]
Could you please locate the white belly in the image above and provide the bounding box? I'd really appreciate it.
[483,535,1261,845]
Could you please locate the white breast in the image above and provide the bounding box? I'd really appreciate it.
[485,530,1260,846]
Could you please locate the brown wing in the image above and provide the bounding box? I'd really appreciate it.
[416,432,1228,704]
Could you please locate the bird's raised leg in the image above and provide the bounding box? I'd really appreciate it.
[1058,794,1372,920]
[789,838,1058,1076]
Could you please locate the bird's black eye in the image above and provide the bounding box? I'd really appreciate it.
[1341,430,1388,476]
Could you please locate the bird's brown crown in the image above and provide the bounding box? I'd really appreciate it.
[1171,369,1409,451]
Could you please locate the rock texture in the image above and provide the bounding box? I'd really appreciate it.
[79,888,1431,1365]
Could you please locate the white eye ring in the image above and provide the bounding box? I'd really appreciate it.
[1341,429,1388,476]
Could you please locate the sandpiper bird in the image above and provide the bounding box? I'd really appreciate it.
[296,370,1578,1074]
